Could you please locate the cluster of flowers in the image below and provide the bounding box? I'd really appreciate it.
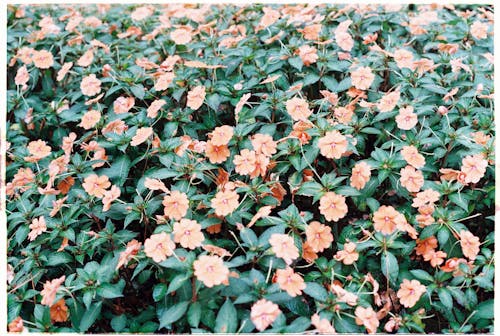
[7,3,494,334]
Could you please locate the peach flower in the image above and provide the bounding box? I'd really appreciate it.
[459,230,480,260]
[77,49,94,67]
[131,6,153,21]
[15,65,29,87]
[209,125,234,146]
[269,233,299,265]
[319,192,348,222]
[131,127,153,146]
[334,106,354,124]
[144,178,169,193]
[461,154,487,184]
[32,49,54,69]
[234,149,257,175]
[211,189,239,217]
[334,241,359,265]
[162,190,189,220]
[102,119,128,135]
[80,74,101,96]
[187,85,206,110]
[102,185,120,211]
[50,299,69,322]
[355,306,379,334]
[331,284,358,306]
[116,239,142,270]
[173,219,204,249]
[286,97,312,121]
[395,106,418,130]
[298,45,318,66]
[373,205,405,235]
[235,93,251,122]
[415,236,438,257]
[82,174,111,198]
[416,204,435,227]
[351,66,374,90]
[255,7,280,32]
[311,313,336,333]
[318,130,348,159]
[205,141,230,164]
[252,133,277,157]
[401,145,425,169]
[113,96,135,114]
[26,140,51,161]
[350,161,371,190]
[470,21,488,40]
[193,255,229,287]
[305,221,333,253]
[78,110,101,129]
[147,99,166,118]
[275,266,306,297]
[441,257,471,276]
[400,165,424,193]
[171,27,193,44]
[154,72,175,91]
[397,279,426,308]
[28,216,47,241]
[299,24,322,40]
[423,249,447,267]
[472,131,491,146]
[393,49,414,69]
[377,90,400,112]
[412,189,440,208]
[40,275,66,306]
[250,299,281,331]
[249,153,270,178]
[144,232,175,263]
[8,316,24,333]
[335,31,354,51]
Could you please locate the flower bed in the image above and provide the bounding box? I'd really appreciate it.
[6,4,494,334]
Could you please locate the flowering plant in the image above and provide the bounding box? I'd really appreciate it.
[6,3,494,334]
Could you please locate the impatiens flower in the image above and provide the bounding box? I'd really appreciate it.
[395,106,418,130]
[400,165,424,193]
[350,161,371,190]
[26,140,51,161]
[470,21,489,40]
[170,26,193,44]
[234,149,257,175]
[269,233,299,265]
[441,257,472,276]
[251,133,277,157]
[286,97,312,121]
[162,190,189,220]
[416,204,435,227]
[415,236,438,257]
[15,65,29,87]
[460,154,488,184]
[423,249,447,267]
[335,31,354,51]
[209,125,234,146]
[250,299,281,331]
[113,96,135,114]
[131,127,153,146]
[275,266,306,297]
[331,284,358,306]
[397,279,426,308]
[186,85,206,110]
[211,189,239,217]
[334,106,354,124]
[249,153,270,178]
[401,145,425,169]
[311,313,336,334]
[318,130,348,159]
[8,316,24,333]
[78,110,101,129]
[144,232,175,263]
[472,131,491,146]
[82,174,111,198]
[235,93,251,121]
[173,219,204,249]
[102,185,120,211]
[299,24,322,40]
[193,255,229,287]
[80,74,101,96]
[377,90,400,112]
[102,119,128,135]
[144,177,169,193]
[154,72,175,91]
[50,299,69,322]
[350,66,374,90]
[205,140,230,164]
[305,221,333,253]
[355,306,379,334]
[255,7,280,32]
[116,239,141,270]
[77,49,94,67]
[319,192,348,222]
[32,49,54,69]
[28,216,47,241]
[459,230,480,260]
[412,189,440,208]
[40,275,66,306]
[393,48,414,69]
[298,45,318,66]
[147,99,166,118]
[334,241,359,265]
[373,205,405,235]
[302,241,319,263]
[131,5,153,21]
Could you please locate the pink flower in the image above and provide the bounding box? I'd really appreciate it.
[40,275,66,306]
[460,154,488,184]
[144,232,175,263]
[298,45,318,66]
[318,130,348,159]
[396,106,418,130]
[113,96,135,114]
[377,90,400,112]
[269,234,299,265]
[275,266,306,297]
[80,74,101,97]
[28,216,47,241]
[250,299,281,331]
[193,255,229,287]
[351,66,374,90]
[400,165,424,193]
[131,127,153,146]
[286,97,312,121]
[173,219,204,249]
[319,192,348,222]
[186,85,206,110]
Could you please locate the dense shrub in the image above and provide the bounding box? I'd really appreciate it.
[6,3,494,334]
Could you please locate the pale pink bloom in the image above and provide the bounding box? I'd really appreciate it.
[78,110,101,129]
[334,241,359,265]
[15,65,29,87]
[235,93,251,122]
[335,31,354,51]
[147,99,166,118]
[102,185,120,211]
[32,50,54,69]
[412,189,440,208]
[173,219,204,249]
[286,97,312,121]
[401,145,425,169]
[396,106,418,130]
[77,49,94,67]
[116,239,141,270]
[28,216,47,241]
[269,234,299,265]
[234,149,257,175]
[400,166,424,193]
[131,6,153,21]
[186,85,206,110]
[397,279,426,308]
[130,127,153,146]
[250,299,281,331]
[211,189,239,217]
[163,190,189,220]
[144,178,169,193]
[154,72,175,91]
[57,62,73,81]
[459,230,480,260]
[193,255,229,287]
[171,27,193,44]
[113,96,135,114]
[144,232,175,263]
[319,192,348,222]
[311,313,336,334]
[318,130,348,159]
[209,125,234,146]
[331,284,358,306]
[377,90,400,112]
[393,49,414,69]
[102,120,128,135]
[275,266,306,297]
[350,162,371,190]
[80,74,101,96]
[461,154,488,184]
[40,275,66,306]
[298,45,318,66]
[351,66,374,90]
[251,134,277,157]
[470,21,489,40]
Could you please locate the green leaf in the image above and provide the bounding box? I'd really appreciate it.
[111,314,127,332]
[335,185,361,197]
[130,84,145,100]
[296,181,323,197]
[100,155,131,186]
[303,282,328,302]
[474,299,494,320]
[288,56,303,71]
[381,251,399,282]
[410,270,434,283]
[187,301,201,328]
[214,298,238,333]
[97,280,125,299]
[158,301,190,329]
[79,302,102,332]
[167,274,191,294]
[437,288,453,310]
[153,283,167,302]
